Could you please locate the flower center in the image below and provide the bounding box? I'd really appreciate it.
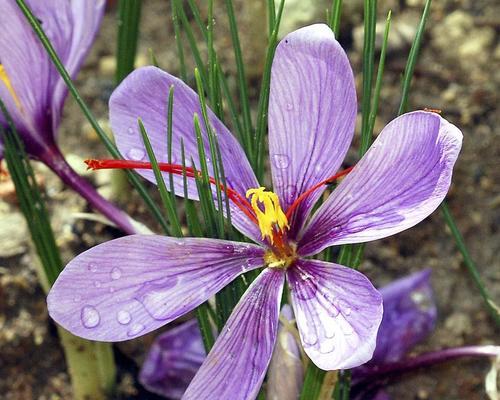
[264,243,297,269]
[246,187,289,244]
[0,65,22,110]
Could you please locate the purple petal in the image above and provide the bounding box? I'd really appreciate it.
[51,0,105,131]
[298,111,463,256]
[268,24,356,237]
[0,0,104,152]
[139,320,205,399]
[287,259,383,370]
[109,66,262,243]
[372,269,436,364]
[183,268,285,400]
[47,236,264,341]
[267,304,304,400]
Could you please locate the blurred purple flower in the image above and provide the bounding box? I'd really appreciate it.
[139,270,436,399]
[0,0,137,234]
[47,24,462,399]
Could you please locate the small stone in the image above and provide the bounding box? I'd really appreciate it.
[99,55,116,76]
[0,212,28,257]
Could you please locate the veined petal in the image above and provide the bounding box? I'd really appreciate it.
[139,320,205,399]
[298,111,463,256]
[287,259,383,370]
[109,66,262,242]
[268,24,356,237]
[47,235,264,341]
[183,268,285,400]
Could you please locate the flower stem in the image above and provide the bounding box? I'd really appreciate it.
[58,327,116,400]
[40,148,139,235]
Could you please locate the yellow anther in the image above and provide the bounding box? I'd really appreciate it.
[0,64,22,110]
[246,187,289,243]
[264,250,295,269]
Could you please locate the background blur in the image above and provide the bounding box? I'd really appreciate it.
[0,0,498,398]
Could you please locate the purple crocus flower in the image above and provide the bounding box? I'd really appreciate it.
[139,270,437,399]
[0,0,138,234]
[47,24,462,399]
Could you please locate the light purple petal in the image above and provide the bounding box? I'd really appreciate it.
[0,0,104,151]
[298,111,463,256]
[267,305,304,400]
[183,268,285,400]
[109,66,262,242]
[47,235,264,341]
[268,24,356,237]
[51,0,105,131]
[287,259,383,370]
[140,320,205,399]
[372,269,436,364]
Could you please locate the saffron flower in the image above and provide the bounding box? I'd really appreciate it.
[48,24,462,399]
[0,0,138,234]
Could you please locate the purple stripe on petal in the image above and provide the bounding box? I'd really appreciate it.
[139,320,205,399]
[298,111,463,256]
[47,236,264,342]
[109,66,262,243]
[268,24,356,237]
[287,259,383,370]
[183,268,285,400]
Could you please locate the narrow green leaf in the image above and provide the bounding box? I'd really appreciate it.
[171,0,187,81]
[329,0,343,36]
[116,0,142,84]
[397,0,431,115]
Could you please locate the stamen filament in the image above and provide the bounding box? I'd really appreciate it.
[285,166,354,219]
[85,159,257,223]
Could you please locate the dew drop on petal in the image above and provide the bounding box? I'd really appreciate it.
[222,244,234,253]
[272,154,290,169]
[88,263,98,272]
[73,295,82,303]
[117,310,131,325]
[94,281,102,288]
[110,267,122,280]
[127,323,145,336]
[319,339,335,354]
[81,306,100,328]
[127,126,135,135]
[127,148,145,161]
[285,102,293,111]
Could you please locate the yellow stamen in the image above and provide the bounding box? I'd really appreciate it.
[264,250,295,269]
[246,187,289,244]
[0,64,22,110]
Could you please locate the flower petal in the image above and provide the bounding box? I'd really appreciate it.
[47,235,264,341]
[268,24,356,237]
[287,259,383,370]
[183,268,285,400]
[139,320,205,399]
[0,0,104,141]
[298,111,463,256]
[372,269,436,364]
[52,0,105,130]
[109,66,261,242]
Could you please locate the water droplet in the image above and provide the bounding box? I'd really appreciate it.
[73,295,82,303]
[127,126,135,135]
[127,323,145,336]
[222,244,234,253]
[117,310,131,325]
[110,267,122,280]
[109,287,115,293]
[286,102,293,111]
[343,306,352,316]
[88,263,98,272]
[81,306,100,328]
[94,281,102,288]
[272,154,290,169]
[140,288,175,320]
[319,340,335,354]
[127,148,145,161]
